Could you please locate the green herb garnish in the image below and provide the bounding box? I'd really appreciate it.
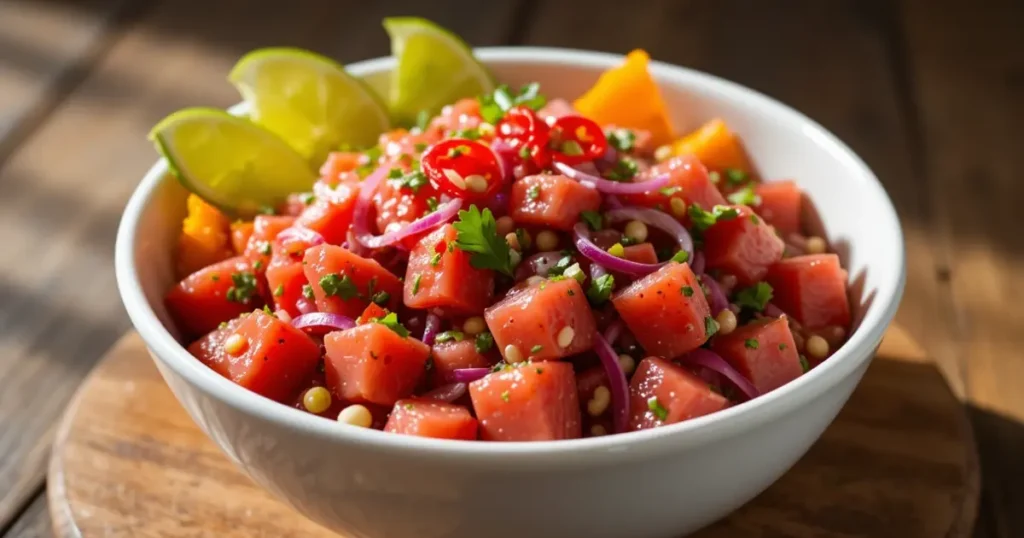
[727,186,761,206]
[475,332,495,353]
[580,210,603,231]
[319,273,360,300]
[587,273,616,304]
[735,282,773,312]
[453,205,513,276]
[435,330,465,344]
[647,396,668,421]
[373,312,409,338]
[607,128,635,152]
[226,272,258,303]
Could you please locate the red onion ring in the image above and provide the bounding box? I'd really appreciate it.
[605,206,694,264]
[291,312,354,335]
[680,348,759,401]
[447,368,490,384]
[295,297,316,315]
[700,275,729,315]
[691,251,706,275]
[357,198,462,249]
[593,332,630,433]
[573,223,664,277]
[422,382,468,403]
[603,319,624,346]
[422,313,442,345]
[554,161,670,195]
[605,195,624,209]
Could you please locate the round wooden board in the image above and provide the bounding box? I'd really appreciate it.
[49,325,979,538]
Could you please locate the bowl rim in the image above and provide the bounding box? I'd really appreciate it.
[115,46,905,467]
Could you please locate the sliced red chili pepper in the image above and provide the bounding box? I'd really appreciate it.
[548,116,608,165]
[420,139,503,201]
[496,106,552,174]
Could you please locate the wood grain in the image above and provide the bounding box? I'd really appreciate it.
[2,495,50,538]
[897,1,1024,536]
[47,328,977,538]
[0,0,523,533]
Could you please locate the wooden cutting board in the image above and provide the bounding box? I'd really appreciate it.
[48,325,979,537]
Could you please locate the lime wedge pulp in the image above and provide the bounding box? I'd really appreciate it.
[229,47,390,165]
[149,108,316,217]
[383,17,495,125]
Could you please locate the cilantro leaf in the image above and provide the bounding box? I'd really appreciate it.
[319,273,360,300]
[734,282,773,312]
[587,273,616,304]
[435,330,465,343]
[727,186,762,206]
[475,332,495,353]
[725,168,749,186]
[604,157,639,181]
[580,210,604,231]
[607,128,636,152]
[226,272,258,303]
[704,316,720,338]
[374,312,409,338]
[452,205,513,276]
[670,250,690,263]
[647,396,668,421]
[688,204,741,231]
[478,83,548,124]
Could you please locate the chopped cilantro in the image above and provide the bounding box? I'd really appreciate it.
[412,274,422,295]
[273,284,284,297]
[226,272,258,303]
[530,344,543,353]
[580,210,603,231]
[435,330,465,343]
[373,312,410,338]
[750,214,760,224]
[430,253,442,267]
[371,291,390,306]
[681,285,694,297]
[800,355,810,373]
[708,171,721,184]
[302,284,314,300]
[299,192,316,205]
[453,205,514,276]
[605,157,639,181]
[536,367,544,374]
[725,168,748,186]
[415,109,431,131]
[547,255,574,277]
[779,343,788,351]
[670,250,690,263]
[388,167,403,179]
[262,304,273,315]
[319,273,360,300]
[587,274,616,304]
[478,83,547,124]
[619,236,639,246]
[258,205,276,215]
[659,186,682,196]
[527,184,541,200]
[745,338,759,349]
[453,127,481,140]
[647,396,668,421]
[501,390,511,403]
[735,282,773,312]
[518,145,532,160]
[607,128,635,152]
[425,196,439,213]
[414,142,428,152]
[356,146,383,177]
[211,274,220,282]
[253,260,264,271]
[258,242,272,256]
[727,186,762,206]
[404,403,415,410]
[704,316,720,338]
[688,205,741,231]
[475,332,495,353]
[218,321,228,330]
[393,169,429,193]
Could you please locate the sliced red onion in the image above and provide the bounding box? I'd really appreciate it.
[593,332,630,434]
[680,348,759,401]
[274,309,292,323]
[605,195,624,209]
[422,313,442,345]
[489,139,516,184]
[603,319,624,346]
[422,382,468,403]
[701,275,729,315]
[554,161,670,195]
[605,206,694,264]
[447,368,490,384]
[573,223,663,277]
[277,226,325,251]
[295,297,316,315]
[589,262,608,281]
[350,166,387,246]
[291,312,354,335]
[691,251,706,275]
[357,198,462,249]
[514,251,566,280]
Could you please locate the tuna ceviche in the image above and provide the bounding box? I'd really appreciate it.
[156,19,851,442]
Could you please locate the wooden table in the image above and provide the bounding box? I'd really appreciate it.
[0,1,1020,536]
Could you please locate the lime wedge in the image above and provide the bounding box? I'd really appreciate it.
[150,108,315,217]
[229,47,390,165]
[383,17,495,125]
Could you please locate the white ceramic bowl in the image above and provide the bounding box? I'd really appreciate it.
[116,47,905,538]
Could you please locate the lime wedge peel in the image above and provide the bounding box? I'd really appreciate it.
[228,47,391,165]
[383,17,495,125]
[149,108,316,218]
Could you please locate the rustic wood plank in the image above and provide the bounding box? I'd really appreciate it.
[2,493,50,538]
[0,0,138,162]
[48,329,976,538]
[898,1,1024,536]
[522,0,965,392]
[0,0,523,531]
